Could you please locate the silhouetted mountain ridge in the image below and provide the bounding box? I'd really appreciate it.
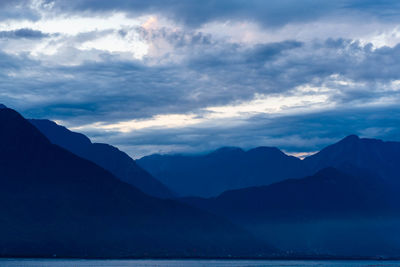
[304,134,400,186]
[30,119,175,198]
[181,165,400,256]
[184,166,397,221]
[138,145,306,197]
[138,134,400,197]
[0,107,272,258]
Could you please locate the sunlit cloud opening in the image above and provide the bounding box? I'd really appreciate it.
[71,89,333,133]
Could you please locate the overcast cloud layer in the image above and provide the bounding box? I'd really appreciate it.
[1,0,400,158]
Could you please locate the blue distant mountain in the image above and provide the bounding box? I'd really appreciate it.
[29,119,175,198]
[139,134,400,256]
[303,134,400,186]
[182,166,400,256]
[0,107,272,258]
[183,166,398,220]
[137,146,307,197]
[138,135,400,197]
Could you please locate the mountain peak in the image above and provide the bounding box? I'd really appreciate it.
[0,104,7,109]
[341,134,360,142]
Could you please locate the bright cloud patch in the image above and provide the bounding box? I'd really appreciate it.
[0,12,152,61]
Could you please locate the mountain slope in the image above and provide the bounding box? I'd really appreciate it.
[184,167,396,221]
[303,135,400,186]
[182,167,400,256]
[0,107,272,258]
[138,135,400,197]
[29,119,174,198]
[137,146,306,197]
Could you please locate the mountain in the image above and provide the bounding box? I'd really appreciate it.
[171,135,400,256]
[184,167,397,221]
[182,167,400,256]
[0,107,272,258]
[138,135,400,197]
[29,119,174,198]
[303,135,400,186]
[137,146,306,197]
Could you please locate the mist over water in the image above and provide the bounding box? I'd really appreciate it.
[1,259,400,267]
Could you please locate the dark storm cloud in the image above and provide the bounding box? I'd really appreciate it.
[0,51,26,69]
[0,0,41,21]
[45,0,334,27]
[1,1,400,156]
[4,0,400,28]
[44,0,400,27]
[0,28,49,39]
[2,25,400,156]
[11,39,307,123]
[343,0,400,17]
[1,1,400,157]
[2,37,400,126]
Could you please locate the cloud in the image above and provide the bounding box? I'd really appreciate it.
[4,36,399,158]
[43,0,400,28]
[2,37,400,125]
[0,28,49,39]
[1,0,400,157]
[0,0,42,21]
[77,106,400,159]
[45,0,329,27]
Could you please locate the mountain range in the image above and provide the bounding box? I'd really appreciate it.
[137,135,400,197]
[2,103,400,258]
[0,106,271,258]
[137,133,400,256]
[137,146,307,197]
[182,167,400,256]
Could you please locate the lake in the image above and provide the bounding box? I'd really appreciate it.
[0,259,399,267]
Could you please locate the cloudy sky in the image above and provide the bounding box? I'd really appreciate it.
[1,0,400,158]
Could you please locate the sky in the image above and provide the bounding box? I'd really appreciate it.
[1,0,400,158]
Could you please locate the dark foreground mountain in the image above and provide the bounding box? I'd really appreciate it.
[0,107,272,258]
[182,167,400,257]
[138,135,400,197]
[137,147,306,197]
[29,119,174,198]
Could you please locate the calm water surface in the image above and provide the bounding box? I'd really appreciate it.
[0,259,399,267]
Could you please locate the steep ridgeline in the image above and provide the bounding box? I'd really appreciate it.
[29,119,174,198]
[182,167,400,257]
[138,135,400,197]
[303,134,400,186]
[0,108,273,258]
[137,147,306,197]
